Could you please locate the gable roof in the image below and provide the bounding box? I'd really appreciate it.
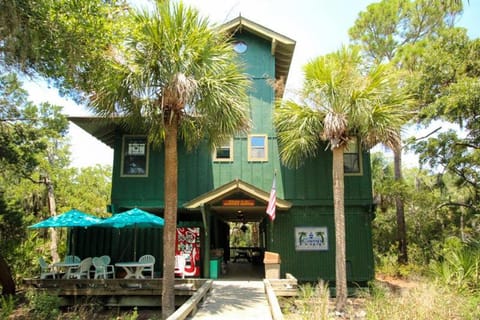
[220,16,296,85]
[184,178,291,210]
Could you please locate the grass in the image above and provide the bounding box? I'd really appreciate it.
[281,277,480,320]
[366,280,480,320]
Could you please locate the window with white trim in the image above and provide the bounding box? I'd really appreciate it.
[121,135,148,177]
[248,134,268,162]
[344,137,361,174]
[213,139,234,162]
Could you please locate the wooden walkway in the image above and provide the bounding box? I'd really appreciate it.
[188,280,273,320]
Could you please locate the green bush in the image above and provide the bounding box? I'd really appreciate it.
[0,294,16,319]
[430,237,480,292]
[26,289,61,320]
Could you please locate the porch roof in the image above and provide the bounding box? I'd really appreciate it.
[184,179,291,222]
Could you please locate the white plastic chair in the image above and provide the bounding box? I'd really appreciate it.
[92,256,115,279]
[138,254,155,279]
[67,257,92,279]
[39,257,56,279]
[174,255,186,279]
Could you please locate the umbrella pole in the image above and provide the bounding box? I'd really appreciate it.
[134,226,137,261]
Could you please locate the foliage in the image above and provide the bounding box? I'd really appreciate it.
[281,281,330,320]
[349,0,462,64]
[430,237,480,292]
[0,294,16,319]
[0,0,130,101]
[365,281,480,320]
[26,289,61,319]
[371,152,480,280]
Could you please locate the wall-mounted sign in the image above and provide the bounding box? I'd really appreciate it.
[222,199,255,207]
[295,227,328,251]
[128,143,145,156]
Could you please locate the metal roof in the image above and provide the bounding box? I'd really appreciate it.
[69,116,120,148]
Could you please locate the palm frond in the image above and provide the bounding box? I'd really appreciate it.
[274,100,324,168]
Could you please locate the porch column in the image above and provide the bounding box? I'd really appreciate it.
[200,204,210,278]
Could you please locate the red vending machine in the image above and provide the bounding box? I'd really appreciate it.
[175,227,201,277]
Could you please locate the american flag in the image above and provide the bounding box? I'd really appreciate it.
[266,174,276,221]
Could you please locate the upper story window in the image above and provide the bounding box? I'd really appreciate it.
[213,138,234,162]
[248,134,268,162]
[344,137,361,175]
[233,41,248,54]
[121,135,148,177]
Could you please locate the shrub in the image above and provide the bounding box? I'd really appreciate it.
[26,289,61,320]
[0,294,16,319]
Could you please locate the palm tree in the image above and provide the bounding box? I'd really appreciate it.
[274,46,409,311]
[89,1,250,317]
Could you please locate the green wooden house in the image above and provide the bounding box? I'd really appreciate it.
[70,16,374,283]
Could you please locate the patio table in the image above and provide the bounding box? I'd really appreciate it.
[115,262,152,279]
[53,262,80,278]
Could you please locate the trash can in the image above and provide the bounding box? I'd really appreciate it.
[263,251,281,279]
[210,257,220,279]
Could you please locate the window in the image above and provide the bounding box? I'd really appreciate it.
[248,134,268,162]
[213,139,234,162]
[121,136,148,177]
[233,41,248,54]
[344,138,361,174]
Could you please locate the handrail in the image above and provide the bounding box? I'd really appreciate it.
[166,279,213,320]
[264,279,284,320]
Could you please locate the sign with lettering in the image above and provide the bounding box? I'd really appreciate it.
[295,227,328,251]
[222,199,255,207]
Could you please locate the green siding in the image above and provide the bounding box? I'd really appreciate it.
[102,28,375,282]
[268,206,374,282]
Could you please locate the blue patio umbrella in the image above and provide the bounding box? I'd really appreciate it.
[97,208,164,260]
[29,209,103,257]
[28,209,103,229]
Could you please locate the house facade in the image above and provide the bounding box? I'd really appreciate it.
[70,16,374,283]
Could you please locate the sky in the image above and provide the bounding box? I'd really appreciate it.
[23,0,480,168]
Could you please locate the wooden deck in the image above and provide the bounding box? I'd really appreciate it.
[23,278,211,308]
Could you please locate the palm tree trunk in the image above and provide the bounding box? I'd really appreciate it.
[393,150,408,264]
[162,117,178,319]
[332,146,347,311]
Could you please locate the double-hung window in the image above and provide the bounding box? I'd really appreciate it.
[213,138,234,162]
[248,134,268,162]
[344,137,361,175]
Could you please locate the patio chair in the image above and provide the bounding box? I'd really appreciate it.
[174,255,186,279]
[64,255,81,264]
[92,257,115,279]
[100,255,115,278]
[39,257,56,279]
[138,254,155,278]
[66,257,92,279]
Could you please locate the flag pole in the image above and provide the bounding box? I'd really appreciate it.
[267,170,277,244]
